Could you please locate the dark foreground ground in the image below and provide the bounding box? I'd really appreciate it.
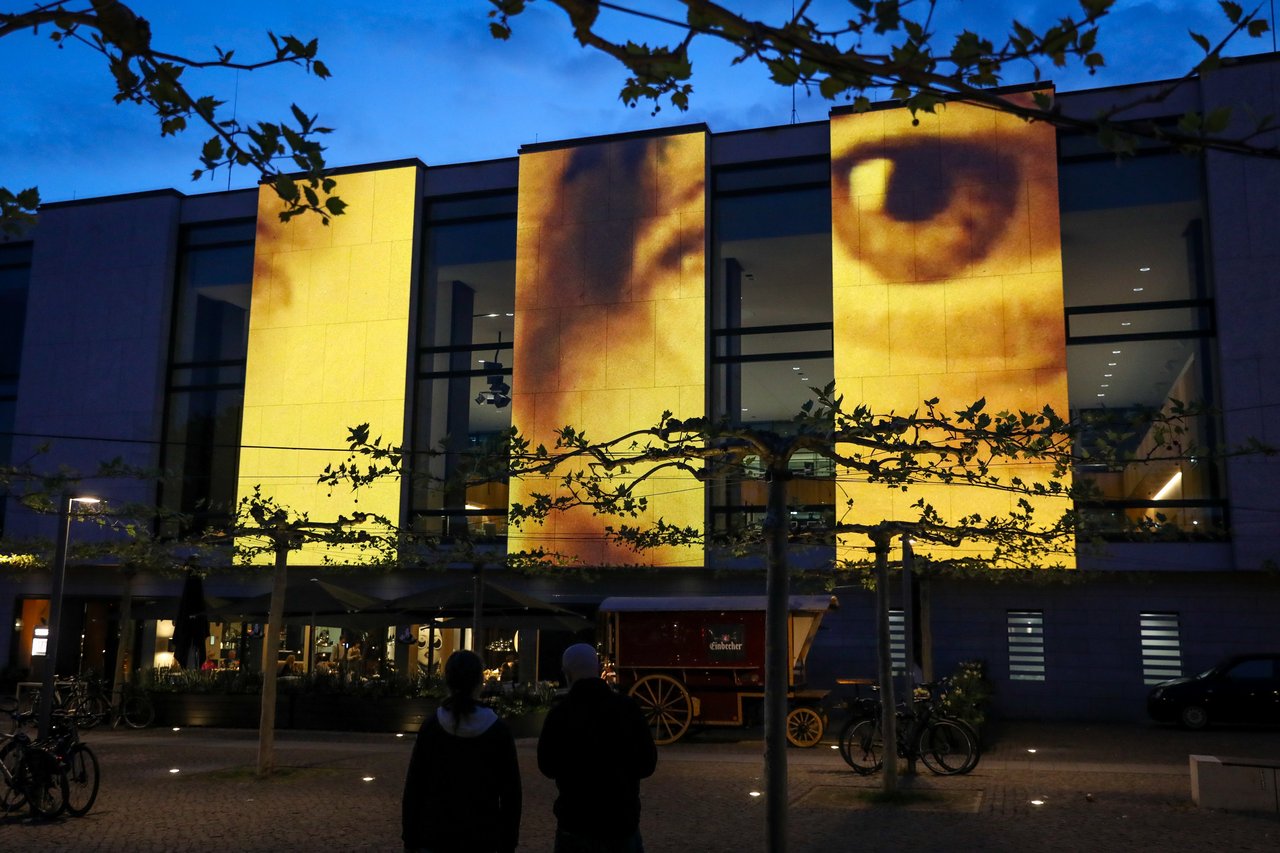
[3,719,1278,851]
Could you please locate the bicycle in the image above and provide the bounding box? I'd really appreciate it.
[0,707,68,820]
[114,681,155,729]
[59,676,112,730]
[837,681,980,776]
[42,710,100,818]
[29,676,154,730]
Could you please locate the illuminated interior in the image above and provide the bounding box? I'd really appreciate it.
[830,94,1073,566]
[237,167,420,561]
[509,130,708,567]
[1059,137,1221,536]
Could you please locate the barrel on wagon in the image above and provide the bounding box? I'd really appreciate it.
[598,595,837,746]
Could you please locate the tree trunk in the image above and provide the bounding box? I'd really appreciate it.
[257,535,289,777]
[874,534,897,792]
[900,536,916,776]
[763,467,791,853]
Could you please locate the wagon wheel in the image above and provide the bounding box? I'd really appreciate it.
[629,674,693,745]
[785,706,824,748]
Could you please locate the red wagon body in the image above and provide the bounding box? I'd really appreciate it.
[598,595,837,745]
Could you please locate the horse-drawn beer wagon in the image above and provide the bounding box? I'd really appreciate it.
[598,595,837,746]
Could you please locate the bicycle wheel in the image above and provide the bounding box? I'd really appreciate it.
[62,743,100,817]
[69,694,108,730]
[918,718,976,776]
[839,718,884,775]
[121,692,155,729]
[17,747,68,819]
[0,739,27,812]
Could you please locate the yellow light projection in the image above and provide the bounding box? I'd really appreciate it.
[510,129,707,568]
[830,94,1072,567]
[237,166,420,562]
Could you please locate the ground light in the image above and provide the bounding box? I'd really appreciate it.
[1030,799,1045,806]
[362,776,375,782]
[1027,748,1037,753]
[748,791,761,798]
[169,768,180,774]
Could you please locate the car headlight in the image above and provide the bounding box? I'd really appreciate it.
[1150,687,1164,699]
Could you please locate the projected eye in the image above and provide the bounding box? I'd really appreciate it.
[832,139,1021,282]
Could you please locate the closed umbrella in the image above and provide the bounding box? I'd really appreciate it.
[170,571,210,670]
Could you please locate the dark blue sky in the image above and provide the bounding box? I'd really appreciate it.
[3,1,1272,204]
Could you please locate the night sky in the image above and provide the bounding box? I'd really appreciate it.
[3,1,1273,204]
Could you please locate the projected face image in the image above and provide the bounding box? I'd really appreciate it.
[830,97,1071,564]
[511,132,706,567]
[830,96,1067,413]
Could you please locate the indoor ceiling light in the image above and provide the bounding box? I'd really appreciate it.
[1153,471,1183,501]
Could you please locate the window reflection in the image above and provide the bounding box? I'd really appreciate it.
[414,194,517,540]
[712,160,835,539]
[1060,146,1223,538]
[161,221,255,533]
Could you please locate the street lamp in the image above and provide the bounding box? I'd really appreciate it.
[37,495,99,739]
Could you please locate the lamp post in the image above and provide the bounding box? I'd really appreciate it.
[37,494,98,739]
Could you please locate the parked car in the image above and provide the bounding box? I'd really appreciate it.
[1147,654,1280,729]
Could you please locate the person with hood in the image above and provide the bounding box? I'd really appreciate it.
[538,643,658,853]
[402,650,521,853]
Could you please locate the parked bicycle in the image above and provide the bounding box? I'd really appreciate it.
[1,705,100,820]
[44,711,100,817]
[27,675,154,730]
[837,680,980,776]
[0,707,68,820]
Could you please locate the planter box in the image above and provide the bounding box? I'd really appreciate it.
[147,692,438,733]
[504,709,548,739]
[291,695,437,733]
[150,693,282,728]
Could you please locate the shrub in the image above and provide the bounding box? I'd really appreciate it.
[938,660,993,732]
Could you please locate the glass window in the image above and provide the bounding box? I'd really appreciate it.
[1007,610,1046,682]
[161,221,255,532]
[710,160,834,541]
[0,242,32,535]
[1139,612,1182,685]
[1225,658,1276,680]
[413,193,517,538]
[1060,144,1222,538]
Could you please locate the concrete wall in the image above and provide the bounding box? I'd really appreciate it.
[1202,58,1280,573]
[806,572,1280,722]
[7,192,184,538]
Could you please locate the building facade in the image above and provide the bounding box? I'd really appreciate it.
[2,57,1278,720]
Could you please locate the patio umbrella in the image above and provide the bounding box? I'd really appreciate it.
[210,577,388,622]
[170,571,210,669]
[388,579,587,624]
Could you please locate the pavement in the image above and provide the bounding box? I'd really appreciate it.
[2,719,1278,851]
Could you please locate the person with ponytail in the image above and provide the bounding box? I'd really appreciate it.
[402,649,521,853]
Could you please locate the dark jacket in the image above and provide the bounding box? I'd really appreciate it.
[537,678,658,838]
[402,706,521,853]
